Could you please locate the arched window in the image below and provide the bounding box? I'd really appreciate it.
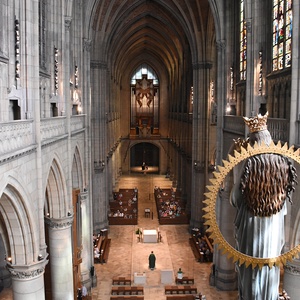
[272,0,292,71]
[239,0,247,81]
[131,64,159,85]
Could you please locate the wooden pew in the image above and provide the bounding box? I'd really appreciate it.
[165,285,197,294]
[204,235,214,253]
[110,297,144,300]
[101,238,111,263]
[112,277,131,285]
[166,296,196,300]
[189,237,203,262]
[111,286,144,295]
[175,277,194,284]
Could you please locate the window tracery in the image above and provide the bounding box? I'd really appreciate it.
[272,0,292,71]
[239,0,246,81]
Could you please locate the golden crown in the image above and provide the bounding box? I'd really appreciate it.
[243,112,268,133]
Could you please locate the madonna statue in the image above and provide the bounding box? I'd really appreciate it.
[230,113,297,300]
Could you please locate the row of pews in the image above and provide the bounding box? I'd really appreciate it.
[164,276,206,299]
[110,276,144,300]
[154,187,189,225]
[166,296,197,300]
[189,232,213,263]
[94,229,111,264]
[165,285,197,294]
[108,188,138,225]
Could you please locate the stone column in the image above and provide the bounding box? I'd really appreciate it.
[190,61,212,229]
[7,261,47,300]
[283,260,300,299]
[91,61,109,230]
[289,0,300,145]
[79,192,93,289]
[245,18,255,116]
[45,216,74,300]
[213,178,237,290]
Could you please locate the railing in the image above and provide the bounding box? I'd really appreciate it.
[71,114,86,133]
[267,118,289,143]
[0,120,35,156]
[223,116,245,136]
[40,117,67,141]
[0,115,86,161]
[224,116,289,143]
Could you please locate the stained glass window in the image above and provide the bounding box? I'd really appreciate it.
[272,0,292,71]
[240,0,247,81]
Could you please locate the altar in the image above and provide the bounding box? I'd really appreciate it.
[134,272,146,284]
[143,229,157,243]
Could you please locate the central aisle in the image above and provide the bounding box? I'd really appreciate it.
[92,174,238,300]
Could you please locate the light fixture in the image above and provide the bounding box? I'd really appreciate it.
[230,66,234,91]
[5,256,12,263]
[258,50,263,95]
[194,160,204,172]
[15,19,20,80]
[94,160,105,173]
[54,47,59,94]
[74,65,79,89]
[226,102,231,114]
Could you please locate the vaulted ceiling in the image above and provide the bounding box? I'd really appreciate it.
[89,0,213,82]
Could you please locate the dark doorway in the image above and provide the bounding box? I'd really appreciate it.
[130,142,159,173]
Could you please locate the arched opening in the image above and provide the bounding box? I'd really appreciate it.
[130,142,159,174]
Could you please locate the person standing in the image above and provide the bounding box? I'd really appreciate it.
[148,251,156,270]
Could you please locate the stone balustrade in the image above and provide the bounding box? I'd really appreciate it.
[0,114,86,161]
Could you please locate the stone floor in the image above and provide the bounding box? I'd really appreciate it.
[91,174,238,300]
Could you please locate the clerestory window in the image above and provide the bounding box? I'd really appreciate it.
[239,0,247,81]
[272,0,292,71]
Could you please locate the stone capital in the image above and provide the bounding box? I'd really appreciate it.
[44,215,74,229]
[216,40,226,51]
[65,16,72,30]
[90,60,108,69]
[83,39,92,52]
[192,61,213,70]
[284,261,300,275]
[80,191,88,204]
[6,260,48,280]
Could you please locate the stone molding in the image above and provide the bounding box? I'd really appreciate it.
[7,266,44,279]
[44,215,74,229]
[91,60,108,69]
[245,19,252,33]
[216,40,226,51]
[284,261,300,275]
[80,192,88,203]
[65,16,72,30]
[83,39,92,52]
[6,260,48,280]
[192,62,213,70]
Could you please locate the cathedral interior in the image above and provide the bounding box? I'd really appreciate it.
[0,0,300,299]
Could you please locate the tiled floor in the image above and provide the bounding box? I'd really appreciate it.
[91,174,238,300]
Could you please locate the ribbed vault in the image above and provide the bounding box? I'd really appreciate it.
[89,0,213,82]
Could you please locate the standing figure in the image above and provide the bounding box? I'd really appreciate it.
[148,251,156,270]
[177,268,183,279]
[230,113,297,300]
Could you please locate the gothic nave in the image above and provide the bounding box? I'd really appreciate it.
[0,0,300,299]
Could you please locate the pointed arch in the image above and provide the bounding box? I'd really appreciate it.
[72,146,84,190]
[44,159,68,218]
[0,179,38,265]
